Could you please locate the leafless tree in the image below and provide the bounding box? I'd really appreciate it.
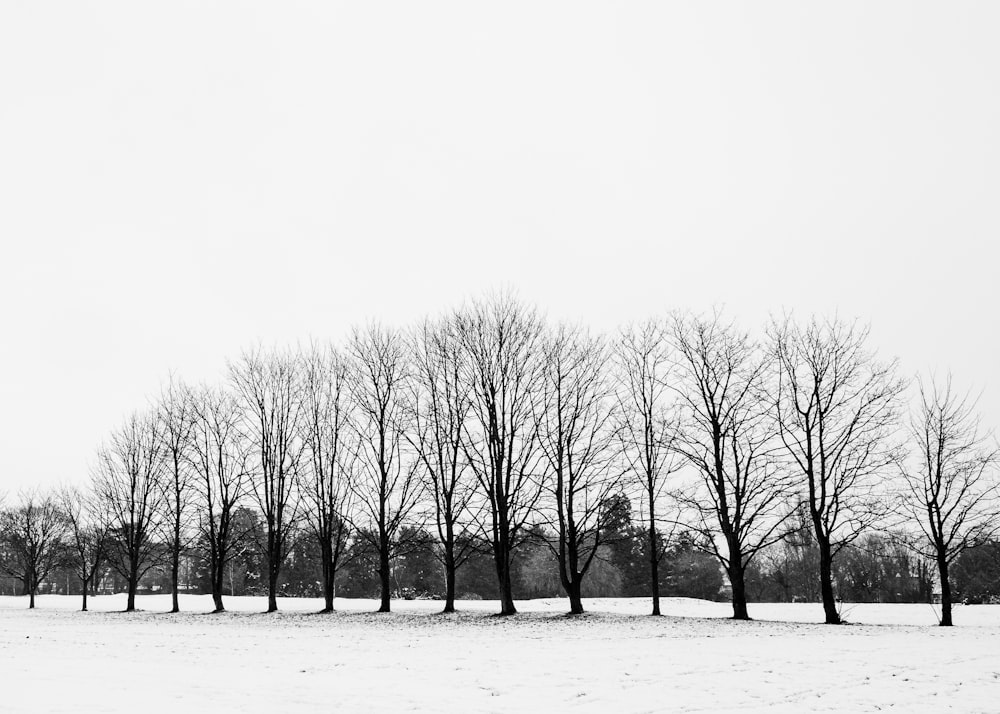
[615,319,681,616]
[348,323,423,613]
[156,376,197,612]
[58,485,111,611]
[93,411,166,612]
[537,324,622,615]
[0,490,70,608]
[455,295,546,616]
[771,316,905,624]
[407,317,479,613]
[671,311,797,620]
[301,343,355,612]
[899,374,999,626]
[190,385,251,613]
[230,346,304,613]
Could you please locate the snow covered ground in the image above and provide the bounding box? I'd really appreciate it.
[2,595,998,713]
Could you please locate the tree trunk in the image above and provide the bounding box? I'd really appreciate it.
[212,557,225,612]
[378,544,392,613]
[210,556,226,613]
[81,578,89,612]
[265,524,280,613]
[170,546,180,613]
[29,588,35,609]
[938,554,953,627]
[126,566,138,612]
[567,578,584,615]
[558,531,585,615]
[443,545,456,614]
[321,550,335,613]
[494,526,517,616]
[498,568,516,616]
[267,567,279,613]
[322,577,335,612]
[649,524,661,616]
[817,537,840,624]
[319,535,337,613]
[729,561,750,620]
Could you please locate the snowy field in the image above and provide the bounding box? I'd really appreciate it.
[2,595,999,713]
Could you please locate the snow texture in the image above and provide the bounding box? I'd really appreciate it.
[2,595,997,713]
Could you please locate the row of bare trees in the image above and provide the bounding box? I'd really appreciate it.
[5,296,996,626]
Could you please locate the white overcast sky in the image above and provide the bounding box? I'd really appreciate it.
[1,2,998,491]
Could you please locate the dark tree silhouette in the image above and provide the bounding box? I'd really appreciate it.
[190,385,250,613]
[59,485,111,612]
[231,347,304,613]
[157,377,197,613]
[348,324,423,613]
[671,311,797,620]
[455,295,546,616]
[0,490,70,608]
[616,319,681,615]
[772,317,905,624]
[407,317,479,613]
[301,343,355,612]
[900,374,999,625]
[538,324,621,614]
[93,412,165,612]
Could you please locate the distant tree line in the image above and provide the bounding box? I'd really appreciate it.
[1,294,997,626]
